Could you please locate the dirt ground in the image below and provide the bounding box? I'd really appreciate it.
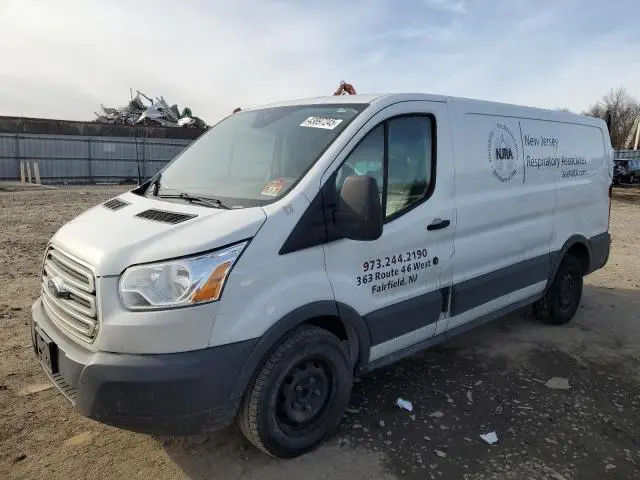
[0,185,639,480]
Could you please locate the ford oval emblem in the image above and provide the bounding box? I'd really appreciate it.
[47,277,71,299]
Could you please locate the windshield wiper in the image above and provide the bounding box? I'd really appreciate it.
[157,192,231,210]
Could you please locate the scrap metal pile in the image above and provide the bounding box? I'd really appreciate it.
[94,90,207,128]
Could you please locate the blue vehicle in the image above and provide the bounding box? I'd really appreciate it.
[613,158,640,184]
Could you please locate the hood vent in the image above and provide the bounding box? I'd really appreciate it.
[135,209,197,225]
[103,198,130,211]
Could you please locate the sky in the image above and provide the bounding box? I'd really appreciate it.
[1,0,639,124]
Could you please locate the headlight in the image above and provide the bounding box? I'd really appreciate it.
[119,242,247,310]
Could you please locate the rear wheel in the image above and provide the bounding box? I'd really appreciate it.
[238,325,352,458]
[533,254,583,325]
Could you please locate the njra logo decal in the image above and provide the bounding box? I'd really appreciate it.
[488,124,519,182]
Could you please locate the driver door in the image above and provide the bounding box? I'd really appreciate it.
[322,101,455,363]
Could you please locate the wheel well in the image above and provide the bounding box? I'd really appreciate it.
[231,303,370,401]
[567,243,590,274]
[305,316,359,369]
[306,316,348,341]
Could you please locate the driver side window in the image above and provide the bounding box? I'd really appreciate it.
[335,124,384,205]
[334,115,435,220]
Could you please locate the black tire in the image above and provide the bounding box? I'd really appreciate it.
[238,325,353,458]
[533,254,583,325]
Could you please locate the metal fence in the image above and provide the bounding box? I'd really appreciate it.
[614,149,640,161]
[0,133,194,184]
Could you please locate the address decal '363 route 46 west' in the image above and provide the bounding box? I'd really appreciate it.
[356,249,439,294]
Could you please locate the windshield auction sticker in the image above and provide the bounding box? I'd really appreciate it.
[261,179,287,197]
[300,116,344,130]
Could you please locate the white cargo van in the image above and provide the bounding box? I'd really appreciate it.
[31,93,612,458]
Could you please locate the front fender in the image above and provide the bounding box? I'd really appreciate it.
[228,301,371,401]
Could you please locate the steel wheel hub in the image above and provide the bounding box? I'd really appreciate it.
[277,359,330,427]
[559,271,576,307]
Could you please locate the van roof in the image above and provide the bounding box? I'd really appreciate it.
[253,93,429,108]
[250,93,603,126]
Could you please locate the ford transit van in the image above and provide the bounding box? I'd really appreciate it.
[31,93,612,458]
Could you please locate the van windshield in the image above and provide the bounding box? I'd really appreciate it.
[153,104,367,208]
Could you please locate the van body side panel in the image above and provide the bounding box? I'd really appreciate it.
[446,102,556,329]
[450,256,549,315]
[208,193,335,347]
[320,101,456,362]
[361,282,544,374]
[549,123,610,256]
[364,290,442,345]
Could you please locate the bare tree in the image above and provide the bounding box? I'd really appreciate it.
[584,87,640,149]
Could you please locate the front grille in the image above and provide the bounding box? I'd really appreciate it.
[135,209,197,225]
[41,247,98,343]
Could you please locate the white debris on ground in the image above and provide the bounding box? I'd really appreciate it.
[396,398,413,412]
[545,377,571,390]
[480,431,499,445]
[94,90,207,128]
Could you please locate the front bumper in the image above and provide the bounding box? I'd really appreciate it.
[30,298,257,435]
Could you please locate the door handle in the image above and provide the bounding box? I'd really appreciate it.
[427,218,450,231]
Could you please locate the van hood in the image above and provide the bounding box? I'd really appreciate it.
[50,191,267,276]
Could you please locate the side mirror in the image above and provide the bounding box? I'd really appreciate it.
[335,175,383,241]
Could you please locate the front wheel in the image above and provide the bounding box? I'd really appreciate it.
[533,254,583,325]
[238,325,353,458]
